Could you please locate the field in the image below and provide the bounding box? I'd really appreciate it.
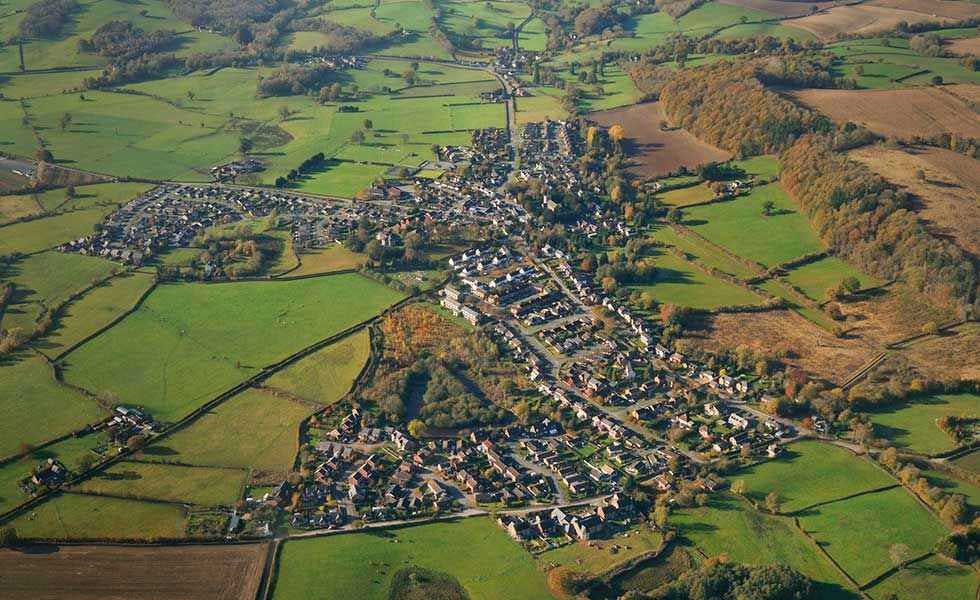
[538,526,664,574]
[62,274,403,422]
[671,493,858,599]
[850,145,980,258]
[0,433,105,514]
[288,245,365,276]
[793,87,980,138]
[271,517,554,600]
[867,393,979,455]
[8,492,188,540]
[784,2,968,41]
[0,354,106,460]
[782,257,876,302]
[439,0,531,51]
[141,388,312,474]
[0,194,43,224]
[608,546,695,597]
[954,450,980,475]
[0,251,117,333]
[717,0,835,18]
[76,460,248,506]
[734,440,893,513]
[683,183,823,267]
[865,554,978,600]
[798,486,949,586]
[825,38,980,88]
[0,543,267,600]
[264,329,371,404]
[900,322,980,383]
[650,225,759,280]
[591,103,731,178]
[628,250,764,310]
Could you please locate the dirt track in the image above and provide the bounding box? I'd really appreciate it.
[0,543,267,600]
[590,102,730,178]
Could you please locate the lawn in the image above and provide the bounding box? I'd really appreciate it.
[0,251,118,333]
[868,393,979,455]
[271,517,554,600]
[8,492,188,541]
[538,526,664,574]
[62,274,404,422]
[0,433,105,514]
[684,182,824,267]
[629,250,763,310]
[141,388,311,474]
[77,461,247,506]
[264,329,371,404]
[0,354,106,460]
[734,440,893,513]
[671,493,858,599]
[865,555,978,600]
[783,256,876,302]
[798,487,949,586]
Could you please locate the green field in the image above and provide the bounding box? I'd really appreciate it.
[271,517,554,600]
[0,251,117,333]
[8,492,188,540]
[38,271,156,357]
[264,329,371,404]
[650,225,759,280]
[0,354,106,459]
[953,450,980,475]
[518,16,548,51]
[798,487,949,586]
[629,250,763,310]
[77,460,247,506]
[671,494,858,599]
[0,206,117,254]
[868,393,979,456]
[0,433,104,514]
[734,440,893,513]
[0,194,43,224]
[539,526,664,574]
[865,555,978,600]
[657,184,714,207]
[439,0,531,51]
[684,183,823,267]
[828,37,980,89]
[62,274,403,422]
[783,257,876,302]
[142,388,311,473]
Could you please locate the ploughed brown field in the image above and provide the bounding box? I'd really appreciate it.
[790,86,980,138]
[784,0,973,40]
[717,0,835,18]
[0,543,267,600]
[947,36,980,56]
[850,145,980,257]
[590,102,730,178]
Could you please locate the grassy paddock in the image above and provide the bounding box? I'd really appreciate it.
[629,250,763,310]
[0,433,104,514]
[868,393,979,455]
[264,329,371,404]
[782,256,876,302]
[76,461,247,506]
[271,517,553,600]
[538,526,664,574]
[864,554,978,600]
[9,492,188,540]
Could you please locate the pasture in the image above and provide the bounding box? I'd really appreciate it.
[683,183,823,267]
[784,1,972,42]
[867,393,980,455]
[141,388,312,474]
[0,543,266,600]
[264,329,371,404]
[629,251,763,310]
[0,194,43,224]
[76,461,248,507]
[0,354,106,460]
[733,440,893,513]
[539,526,663,574]
[271,517,554,600]
[825,38,980,88]
[0,433,104,514]
[590,102,731,178]
[0,206,118,255]
[671,493,858,599]
[865,555,977,600]
[439,0,531,51]
[783,257,876,302]
[798,486,949,586]
[9,492,188,541]
[650,225,759,280]
[289,244,366,276]
[61,274,403,422]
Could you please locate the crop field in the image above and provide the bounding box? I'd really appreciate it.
[591,102,731,178]
[142,388,311,474]
[629,250,763,310]
[62,274,404,422]
[271,517,554,600]
[264,329,371,404]
[515,94,569,124]
[0,433,104,514]
[867,393,979,455]
[539,526,664,574]
[865,555,977,600]
[76,461,248,506]
[656,184,714,207]
[0,354,106,460]
[0,543,267,600]
[782,257,876,302]
[683,183,823,267]
[8,492,188,540]
[793,87,980,138]
[734,440,893,513]
[671,494,857,599]
[784,2,970,41]
[798,486,949,586]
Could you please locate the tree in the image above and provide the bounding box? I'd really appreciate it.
[0,527,18,548]
[351,129,366,143]
[878,447,898,471]
[931,75,943,85]
[889,543,911,570]
[238,137,253,158]
[278,106,291,122]
[666,208,683,223]
[731,480,746,496]
[59,112,72,131]
[186,90,195,101]
[363,118,373,130]
[608,123,626,143]
[921,321,938,336]
[761,199,776,216]
[764,491,780,514]
[65,185,76,200]
[408,419,426,437]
